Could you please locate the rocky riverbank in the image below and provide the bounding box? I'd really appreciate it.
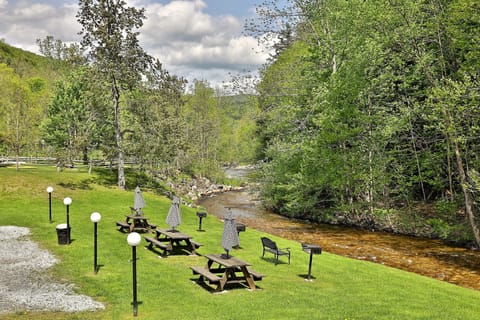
[156,167,477,249]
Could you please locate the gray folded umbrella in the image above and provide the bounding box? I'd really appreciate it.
[133,186,146,215]
[221,211,239,258]
[166,196,181,230]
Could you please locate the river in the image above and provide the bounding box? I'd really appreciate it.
[198,189,480,291]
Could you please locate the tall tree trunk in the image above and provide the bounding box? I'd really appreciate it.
[452,139,480,248]
[438,81,480,247]
[112,78,126,190]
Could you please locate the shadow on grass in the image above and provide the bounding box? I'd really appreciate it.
[189,278,263,294]
[93,167,170,195]
[143,243,198,258]
[298,274,317,281]
[260,257,290,266]
[58,180,94,190]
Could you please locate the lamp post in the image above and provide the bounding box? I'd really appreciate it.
[63,197,72,244]
[46,186,53,223]
[90,212,102,274]
[127,232,141,317]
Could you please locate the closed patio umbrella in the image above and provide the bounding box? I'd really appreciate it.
[166,196,181,231]
[221,211,239,258]
[133,186,146,216]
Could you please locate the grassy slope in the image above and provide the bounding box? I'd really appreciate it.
[0,165,479,320]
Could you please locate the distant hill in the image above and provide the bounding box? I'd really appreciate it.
[0,40,64,81]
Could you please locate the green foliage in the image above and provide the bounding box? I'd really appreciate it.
[0,63,47,166]
[0,40,66,79]
[41,67,112,165]
[427,218,451,239]
[435,198,460,216]
[253,0,480,243]
[77,0,160,189]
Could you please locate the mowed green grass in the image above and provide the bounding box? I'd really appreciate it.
[0,165,479,320]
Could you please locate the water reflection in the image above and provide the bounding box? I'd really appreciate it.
[199,190,480,291]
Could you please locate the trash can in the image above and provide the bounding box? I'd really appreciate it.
[56,223,70,245]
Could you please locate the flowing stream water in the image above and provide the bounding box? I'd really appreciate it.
[198,187,480,291]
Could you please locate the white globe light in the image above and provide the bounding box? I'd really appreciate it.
[63,197,72,206]
[127,232,142,246]
[90,212,102,223]
[46,186,53,193]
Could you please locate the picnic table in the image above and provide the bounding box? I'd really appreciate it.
[144,228,201,256]
[116,215,156,233]
[190,253,264,292]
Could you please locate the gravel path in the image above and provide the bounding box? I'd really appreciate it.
[0,226,104,315]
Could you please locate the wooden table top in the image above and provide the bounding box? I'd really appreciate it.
[156,228,192,240]
[205,253,250,268]
[126,215,149,220]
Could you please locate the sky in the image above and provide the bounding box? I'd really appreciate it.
[0,0,272,90]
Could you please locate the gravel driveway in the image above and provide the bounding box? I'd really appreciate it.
[0,226,104,315]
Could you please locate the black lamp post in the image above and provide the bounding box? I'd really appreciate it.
[63,197,72,244]
[46,186,53,223]
[127,232,141,317]
[90,212,102,274]
[196,211,207,231]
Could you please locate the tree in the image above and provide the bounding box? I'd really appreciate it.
[183,80,221,176]
[41,67,111,168]
[0,64,45,170]
[123,66,187,172]
[36,35,86,67]
[429,77,480,248]
[77,0,155,189]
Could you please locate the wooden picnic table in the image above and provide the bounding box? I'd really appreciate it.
[144,228,201,256]
[190,253,264,292]
[116,215,156,233]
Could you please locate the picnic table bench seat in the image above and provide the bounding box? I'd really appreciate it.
[190,266,221,283]
[145,236,172,255]
[261,236,291,265]
[190,239,203,249]
[116,221,130,232]
[245,268,264,281]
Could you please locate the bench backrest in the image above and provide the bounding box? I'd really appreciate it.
[261,237,278,251]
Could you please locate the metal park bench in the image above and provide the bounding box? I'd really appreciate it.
[260,236,291,265]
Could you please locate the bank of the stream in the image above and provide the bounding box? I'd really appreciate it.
[170,166,474,248]
[198,190,480,291]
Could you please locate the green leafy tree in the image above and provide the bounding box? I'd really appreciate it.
[0,64,45,170]
[429,77,480,247]
[182,80,221,177]
[77,0,156,189]
[253,0,480,241]
[41,67,112,168]
[123,67,187,172]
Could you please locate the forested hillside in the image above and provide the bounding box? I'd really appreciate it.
[251,0,480,247]
[0,38,258,181]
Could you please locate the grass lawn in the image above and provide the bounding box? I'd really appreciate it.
[0,165,479,320]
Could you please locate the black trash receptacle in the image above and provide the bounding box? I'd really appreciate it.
[56,223,70,245]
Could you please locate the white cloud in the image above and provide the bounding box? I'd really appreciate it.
[140,0,268,85]
[0,1,79,53]
[0,0,269,87]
